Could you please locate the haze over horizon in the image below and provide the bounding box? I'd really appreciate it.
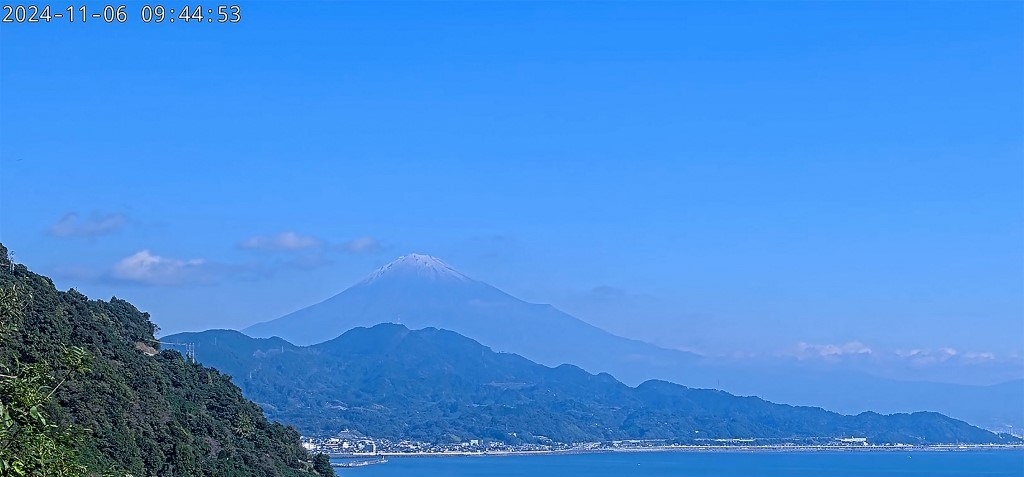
[1,2,1021,386]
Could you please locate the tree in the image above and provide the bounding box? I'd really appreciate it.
[0,283,92,476]
[0,245,336,476]
[311,453,335,477]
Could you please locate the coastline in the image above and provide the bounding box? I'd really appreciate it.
[329,444,1024,459]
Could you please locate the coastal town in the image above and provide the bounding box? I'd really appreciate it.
[299,432,1018,457]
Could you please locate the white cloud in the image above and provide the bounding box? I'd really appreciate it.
[49,212,127,237]
[793,341,873,359]
[110,250,210,286]
[894,347,960,365]
[238,231,382,255]
[895,349,923,358]
[239,232,323,252]
[961,352,996,362]
[755,342,1019,383]
[337,236,381,254]
[891,347,1015,368]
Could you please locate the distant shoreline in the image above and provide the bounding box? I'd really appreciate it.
[329,444,1024,459]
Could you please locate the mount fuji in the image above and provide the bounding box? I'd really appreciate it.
[241,254,1022,432]
[243,254,702,377]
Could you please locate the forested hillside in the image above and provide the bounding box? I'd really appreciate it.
[0,244,334,477]
[169,324,1019,446]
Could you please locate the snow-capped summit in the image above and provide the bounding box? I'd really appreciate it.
[360,253,471,284]
[242,251,701,393]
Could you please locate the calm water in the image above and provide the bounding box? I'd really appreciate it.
[336,451,1024,477]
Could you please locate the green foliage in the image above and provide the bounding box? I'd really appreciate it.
[170,325,1013,446]
[311,454,333,477]
[0,273,92,477]
[0,244,333,477]
[0,361,89,477]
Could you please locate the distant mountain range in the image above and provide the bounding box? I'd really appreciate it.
[244,254,701,375]
[241,254,1024,432]
[167,324,1016,445]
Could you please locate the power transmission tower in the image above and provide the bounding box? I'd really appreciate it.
[151,339,196,363]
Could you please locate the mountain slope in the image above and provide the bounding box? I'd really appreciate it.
[167,324,1016,445]
[0,245,333,477]
[241,254,1023,432]
[244,254,701,381]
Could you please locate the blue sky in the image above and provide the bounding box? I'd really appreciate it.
[1,2,1021,382]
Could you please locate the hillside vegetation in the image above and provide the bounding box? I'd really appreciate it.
[0,244,334,477]
[169,324,1017,446]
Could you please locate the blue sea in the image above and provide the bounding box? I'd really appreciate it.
[335,451,1024,476]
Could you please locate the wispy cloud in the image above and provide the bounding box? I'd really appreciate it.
[238,231,383,255]
[337,236,382,254]
[962,352,997,363]
[109,250,213,286]
[894,347,964,365]
[786,343,1015,369]
[239,232,323,252]
[58,231,377,286]
[48,212,127,238]
[792,341,873,359]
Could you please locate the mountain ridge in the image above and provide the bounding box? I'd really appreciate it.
[242,255,700,374]
[240,254,1023,433]
[167,324,1018,446]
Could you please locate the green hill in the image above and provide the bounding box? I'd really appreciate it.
[0,244,334,477]
[167,324,1019,446]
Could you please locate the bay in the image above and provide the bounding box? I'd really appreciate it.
[335,450,1024,476]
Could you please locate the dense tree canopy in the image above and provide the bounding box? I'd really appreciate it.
[169,325,1018,446]
[0,244,334,477]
